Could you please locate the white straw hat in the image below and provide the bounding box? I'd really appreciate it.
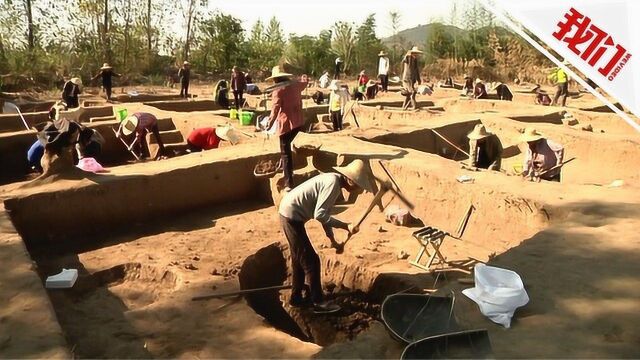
[101,63,112,70]
[215,125,239,145]
[467,124,491,140]
[120,115,139,136]
[266,65,293,81]
[70,77,82,86]
[334,159,374,193]
[520,127,544,142]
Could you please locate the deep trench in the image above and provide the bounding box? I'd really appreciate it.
[238,243,381,346]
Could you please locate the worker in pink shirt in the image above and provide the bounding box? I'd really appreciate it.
[266,65,309,192]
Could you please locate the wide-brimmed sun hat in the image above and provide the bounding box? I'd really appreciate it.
[475,78,482,84]
[467,124,491,140]
[378,50,387,56]
[359,70,366,75]
[101,63,112,70]
[70,77,82,86]
[463,74,470,79]
[265,65,293,81]
[408,46,423,54]
[521,127,544,142]
[334,159,374,193]
[215,125,239,145]
[329,80,340,91]
[183,61,190,65]
[120,115,139,136]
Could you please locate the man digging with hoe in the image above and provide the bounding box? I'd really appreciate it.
[278,159,374,314]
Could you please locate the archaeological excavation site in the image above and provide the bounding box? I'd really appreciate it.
[1,82,639,359]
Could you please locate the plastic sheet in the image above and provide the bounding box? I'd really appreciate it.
[462,264,529,328]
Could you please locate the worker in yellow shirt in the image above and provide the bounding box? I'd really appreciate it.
[549,60,570,106]
[328,80,349,131]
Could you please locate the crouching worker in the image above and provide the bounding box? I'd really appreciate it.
[116,112,167,160]
[278,159,373,314]
[467,124,503,171]
[186,125,239,152]
[76,126,105,160]
[521,127,564,182]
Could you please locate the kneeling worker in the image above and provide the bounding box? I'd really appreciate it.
[467,124,503,171]
[521,127,564,182]
[278,159,373,313]
[116,112,167,160]
[186,125,239,152]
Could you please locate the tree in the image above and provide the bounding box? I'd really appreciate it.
[354,14,382,75]
[331,21,356,74]
[245,17,285,73]
[182,0,207,61]
[25,0,35,49]
[192,12,245,74]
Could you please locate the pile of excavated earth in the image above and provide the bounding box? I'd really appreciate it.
[1,82,639,358]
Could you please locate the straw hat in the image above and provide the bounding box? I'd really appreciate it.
[266,65,293,80]
[329,80,340,91]
[183,61,190,65]
[359,70,366,75]
[70,77,82,86]
[101,63,112,70]
[475,78,482,84]
[467,124,491,140]
[408,46,423,54]
[463,74,470,79]
[520,127,544,142]
[334,159,373,193]
[378,50,387,56]
[215,125,239,145]
[120,115,139,136]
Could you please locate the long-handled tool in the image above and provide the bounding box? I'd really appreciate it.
[455,204,475,239]
[531,157,575,182]
[192,284,292,301]
[432,129,469,158]
[6,102,31,132]
[333,180,415,254]
[111,127,141,161]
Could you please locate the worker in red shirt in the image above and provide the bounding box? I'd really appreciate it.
[186,125,239,152]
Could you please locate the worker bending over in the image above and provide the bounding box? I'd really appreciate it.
[521,127,565,182]
[467,124,503,171]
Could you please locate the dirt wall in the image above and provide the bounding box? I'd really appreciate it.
[4,152,277,249]
[0,131,38,183]
[0,112,49,133]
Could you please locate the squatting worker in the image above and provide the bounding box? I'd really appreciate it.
[278,159,373,313]
[474,78,488,99]
[61,77,82,108]
[116,112,167,160]
[265,65,309,192]
[402,46,422,110]
[92,63,121,101]
[467,124,503,171]
[186,125,239,152]
[178,61,191,98]
[521,127,565,182]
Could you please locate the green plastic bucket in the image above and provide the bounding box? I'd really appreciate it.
[116,108,128,121]
[239,111,254,126]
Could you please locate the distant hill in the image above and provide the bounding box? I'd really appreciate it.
[383,23,466,47]
[384,23,513,48]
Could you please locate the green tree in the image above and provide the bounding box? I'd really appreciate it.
[354,14,382,76]
[192,12,245,74]
[331,21,356,75]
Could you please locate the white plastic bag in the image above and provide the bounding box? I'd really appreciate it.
[462,263,529,328]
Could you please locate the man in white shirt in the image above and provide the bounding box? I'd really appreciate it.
[319,71,330,88]
[377,50,390,92]
[278,159,373,313]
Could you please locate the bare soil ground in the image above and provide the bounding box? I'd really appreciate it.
[1,82,640,358]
